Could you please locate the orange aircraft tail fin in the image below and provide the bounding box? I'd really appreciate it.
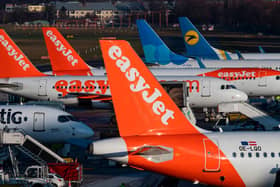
[0,29,45,78]
[42,27,93,76]
[100,40,204,137]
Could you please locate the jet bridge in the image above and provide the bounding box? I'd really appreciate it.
[0,130,65,164]
[161,81,196,125]
[218,102,280,130]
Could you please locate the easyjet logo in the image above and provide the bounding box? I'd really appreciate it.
[46,30,78,67]
[217,71,256,78]
[54,79,109,97]
[108,45,175,125]
[0,35,30,71]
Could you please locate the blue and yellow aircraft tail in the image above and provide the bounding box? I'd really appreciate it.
[179,17,232,60]
[136,19,188,65]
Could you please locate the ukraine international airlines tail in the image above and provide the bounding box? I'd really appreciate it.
[90,40,280,187]
[179,17,280,60]
[179,17,232,60]
[42,27,93,76]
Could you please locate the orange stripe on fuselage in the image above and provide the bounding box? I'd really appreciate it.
[124,134,245,187]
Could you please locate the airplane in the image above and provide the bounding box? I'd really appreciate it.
[179,17,280,60]
[137,19,280,69]
[0,28,247,108]
[0,105,94,144]
[89,39,280,187]
[41,27,280,99]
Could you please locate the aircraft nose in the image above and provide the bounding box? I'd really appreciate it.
[232,91,248,102]
[74,122,94,138]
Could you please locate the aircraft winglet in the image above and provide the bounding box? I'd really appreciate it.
[42,27,93,76]
[0,29,45,78]
[100,40,205,137]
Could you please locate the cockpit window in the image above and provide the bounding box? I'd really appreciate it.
[230,85,237,89]
[221,84,236,90]
[58,115,80,123]
[58,115,69,123]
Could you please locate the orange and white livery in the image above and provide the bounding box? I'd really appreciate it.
[41,28,280,98]
[0,29,45,78]
[42,27,93,76]
[0,28,242,108]
[90,40,280,187]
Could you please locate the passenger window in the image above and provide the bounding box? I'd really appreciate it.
[221,85,225,90]
[240,152,244,158]
[271,152,275,158]
[263,152,267,157]
[256,152,260,158]
[58,115,69,123]
[248,152,252,157]
[232,152,236,157]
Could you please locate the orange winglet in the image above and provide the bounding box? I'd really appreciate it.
[0,29,45,78]
[42,27,93,76]
[100,40,200,137]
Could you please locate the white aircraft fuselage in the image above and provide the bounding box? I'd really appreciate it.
[0,76,247,108]
[0,105,93,143]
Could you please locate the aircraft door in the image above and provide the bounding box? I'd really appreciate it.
[258,71,267,87]
[33,112,45,131]
[201,78,211,97]
[38,79,47,96]
[203,138,220,172]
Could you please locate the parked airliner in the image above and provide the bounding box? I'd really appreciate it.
[0,105,93,143]
[0,29,247,108]
[41,27,280,98]
[89,39,280,187]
